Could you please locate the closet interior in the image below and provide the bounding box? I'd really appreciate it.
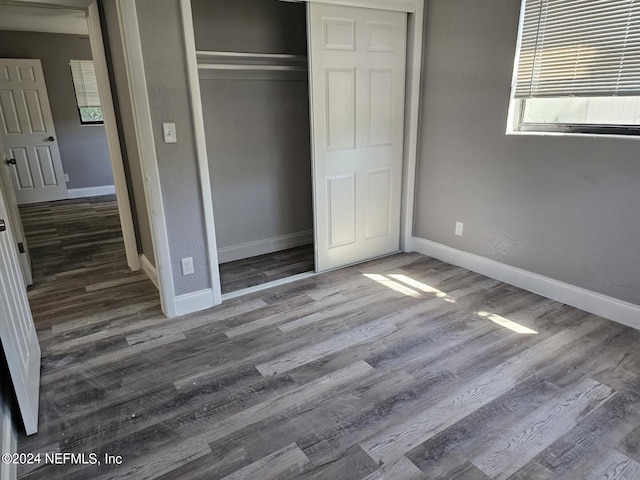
[192,0,315,295]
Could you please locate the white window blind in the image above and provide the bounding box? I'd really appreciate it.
[69,60,101,107]
[514,0,640,99]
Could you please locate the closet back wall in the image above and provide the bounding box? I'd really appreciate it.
[193,0,313,262]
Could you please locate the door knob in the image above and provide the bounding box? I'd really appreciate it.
[0,219,6,232]
[5,158,16,165]
[48,136,55,141]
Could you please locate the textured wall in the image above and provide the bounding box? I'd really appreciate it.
[200,78,312,250]
[0,30,113,190]
[414,0,640,305]
[191,0,306,54]
[135,0,211,295]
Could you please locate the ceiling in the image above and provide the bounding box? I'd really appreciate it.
[0,4,88,35]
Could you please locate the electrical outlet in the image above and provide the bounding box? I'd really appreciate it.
[64,174,69,182]
[455,221,464,236]
[181,257,194,275]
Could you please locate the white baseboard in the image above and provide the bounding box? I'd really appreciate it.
[217,230,313,264]
[174,288,215,316]
[67,185,116,199]
[139,254,159,290]
[412,236,640,331]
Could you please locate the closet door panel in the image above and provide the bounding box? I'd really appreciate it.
[309,3,407,272]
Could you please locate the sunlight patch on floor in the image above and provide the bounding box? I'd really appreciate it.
[389,274,456,303]
[362,273,457,302]
[477,310,538,334]
[362,273,537,335]
[362,274,422,298]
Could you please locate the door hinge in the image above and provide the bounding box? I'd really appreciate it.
[18,242,25,253]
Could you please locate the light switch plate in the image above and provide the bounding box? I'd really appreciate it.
[162,123,177,144]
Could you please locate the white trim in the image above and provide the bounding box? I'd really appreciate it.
[412,237,640,331]
[218,231,314,264]
[302,0,416,13]
[221,271,317,301]
[0,387,17,480]
[116,0,176,317]
[87,1,140,272]
[66,185,115,199]
[174,289,215,316]
[139,254,159,290]
[400,0,423,253]
[180,0,223,307]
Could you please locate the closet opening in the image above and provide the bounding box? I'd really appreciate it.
[192,0,315,296]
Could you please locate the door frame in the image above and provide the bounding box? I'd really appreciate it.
[4,0,141,273]
[179,0,424,306]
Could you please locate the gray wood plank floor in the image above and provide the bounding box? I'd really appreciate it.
[219,245,314,294]
[16,196,640,479]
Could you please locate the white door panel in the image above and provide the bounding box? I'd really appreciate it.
[0,136,32,286]
[309,3,407,272]
[0,59,67,204]
[0,181,40,436]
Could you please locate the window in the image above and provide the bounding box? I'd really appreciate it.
[69,60,103,124]
[508,0,640,135]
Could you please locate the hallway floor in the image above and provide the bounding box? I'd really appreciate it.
[18,194,159,332]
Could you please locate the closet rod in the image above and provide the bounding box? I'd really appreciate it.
[196,50,307,62]
[197,64,308,72]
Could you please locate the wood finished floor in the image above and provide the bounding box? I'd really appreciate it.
[16,197,640,479]
[219,245,314,294]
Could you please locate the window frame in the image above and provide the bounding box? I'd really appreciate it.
[511,98,640,136]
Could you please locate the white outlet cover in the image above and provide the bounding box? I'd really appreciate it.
[162,123,177,144]
[455,222,464,236]
[181,257,194,275]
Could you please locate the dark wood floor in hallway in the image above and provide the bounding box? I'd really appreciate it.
[16,196,640,479]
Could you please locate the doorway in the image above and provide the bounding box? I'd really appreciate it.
[0,2,156,307]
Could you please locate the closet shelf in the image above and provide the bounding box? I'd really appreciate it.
[196,50,308,72]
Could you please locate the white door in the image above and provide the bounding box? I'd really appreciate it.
[0,59,68,204]
[308,3,407,272]
[0,182,40,436]
[0,135,32,286]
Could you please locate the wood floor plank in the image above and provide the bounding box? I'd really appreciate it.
[359,316,606,466]
[219,443,309,480]
[471,378,613,479]
[361,456,424,480]
[255,320,396,376]
[584,450,640,480]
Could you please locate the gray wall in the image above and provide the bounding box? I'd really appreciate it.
[414,0,640,305]
[200,78,312,250]
[0,30,114,189]
[194,0,312,252]
[100,0,155,266]
[135,0,210,295]
[191,0,306,54]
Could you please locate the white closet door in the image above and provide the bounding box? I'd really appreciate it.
[0,182,40,436]
[308,3,407,272]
